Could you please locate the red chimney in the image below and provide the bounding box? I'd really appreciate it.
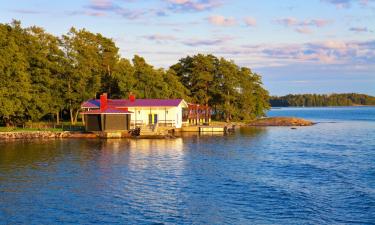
[129,92,136,102]
[100,93,108,111]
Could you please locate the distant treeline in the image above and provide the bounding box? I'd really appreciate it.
[0,20,269,126]
[270,93,375,107]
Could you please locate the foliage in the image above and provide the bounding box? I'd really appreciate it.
[0,21,32,126]
[270,93,375,107]
[61,27,119,124]
[0,20,270,125]
[171,54,270,121]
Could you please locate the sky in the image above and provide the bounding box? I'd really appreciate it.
[0,0,374,96]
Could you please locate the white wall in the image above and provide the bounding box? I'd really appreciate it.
[128,106,180,128]
[127,102,186,128]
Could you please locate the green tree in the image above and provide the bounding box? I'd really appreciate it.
[24,26,64,123]
[61,28,118,124]
[111,58,136,98]
[0,21,31,126]
[132,55,168,98]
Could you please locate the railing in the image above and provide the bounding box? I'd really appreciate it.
[130,120,144,126]
[157,120,176,127]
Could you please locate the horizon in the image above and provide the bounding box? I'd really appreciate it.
[1,0,374,95]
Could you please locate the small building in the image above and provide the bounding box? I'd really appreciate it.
[82,93,211,132]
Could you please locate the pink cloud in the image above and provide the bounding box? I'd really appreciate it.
[89,0,116,10]
[276,17,332,34]
[182,36,234,46]
[276,17,298,27]
[208,15,236,26]
[244,17,257,27]
[322,0,374,8]
[295,27,313,34]
[276,17,331,27]
[166,0,222,11]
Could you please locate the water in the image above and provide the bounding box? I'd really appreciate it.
[0,107,374,224]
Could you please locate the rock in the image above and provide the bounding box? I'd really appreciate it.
[248,117,314,126]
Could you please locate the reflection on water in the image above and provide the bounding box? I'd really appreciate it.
[239,126,267,136]
[0,108,374,224]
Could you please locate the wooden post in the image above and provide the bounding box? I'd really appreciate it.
[164,108,167,127]
[101,114,105,131]
[134,107,137,129]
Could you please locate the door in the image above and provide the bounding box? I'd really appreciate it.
[154,114,158,124]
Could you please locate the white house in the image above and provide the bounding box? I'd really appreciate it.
[81,93,189,131]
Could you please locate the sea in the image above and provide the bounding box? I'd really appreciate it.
[0,107,374,224]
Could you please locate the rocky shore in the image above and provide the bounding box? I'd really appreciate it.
[0,117,314,139]
[0,131,98,139]
[248,117,314,126]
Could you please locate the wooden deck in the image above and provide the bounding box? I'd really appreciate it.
[181,125,232,133]
[199,126,225,133]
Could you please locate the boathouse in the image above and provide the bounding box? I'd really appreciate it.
[81,93,211,132]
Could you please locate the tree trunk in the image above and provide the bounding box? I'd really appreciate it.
[5,120,12,127]
[74,110,79,124]
[70,108,75,125]
[56,111,60,125]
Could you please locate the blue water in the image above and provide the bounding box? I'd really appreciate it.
[269,106,375,122]
[0,107,374,224]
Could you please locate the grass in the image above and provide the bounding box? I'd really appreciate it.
[0,127,63,132]
[0,122,85,132]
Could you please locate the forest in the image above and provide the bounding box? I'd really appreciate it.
[0,20,270,126]
[270,93,375,107]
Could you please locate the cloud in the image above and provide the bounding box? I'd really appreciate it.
[12,9,44,14]
[88,0,117,11]
[322,0,374,8]
[276,17,298,27]
[166,0,222,12]
[276,17,331,28]
[84,0,145,19]
[306,19,332,27]
[244,17,257,27]
[264,40,375,64]
[182,36,233,46]
[295,27,313,34]
[141,34,178,43]
[210,39,375,68]
[87,11,107,17]
[208,15,236,26]
[349,27,370,32]
[276,17,332,34]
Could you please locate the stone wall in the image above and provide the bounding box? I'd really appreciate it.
[0,131,99,139]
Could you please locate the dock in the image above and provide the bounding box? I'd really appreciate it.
[181,125,235,134]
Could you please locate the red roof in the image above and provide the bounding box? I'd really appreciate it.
[81,108,133,115]
[81,99,100,108]
[81,99,185,108]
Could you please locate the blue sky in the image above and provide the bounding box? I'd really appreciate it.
[1,0,374,95]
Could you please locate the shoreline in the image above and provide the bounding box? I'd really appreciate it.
[271,105,375,108]
[0,117,314,139]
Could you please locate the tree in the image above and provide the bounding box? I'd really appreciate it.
[111,58,136,98]
[132,55,168,99]
[24,26,64,123]
[171,54,270,121]
[162,69,190,99]
[0,20,273,125]
[214,58,240,121]
[61,28,118,124]
[0,21,31,126]
[269,93,375,107]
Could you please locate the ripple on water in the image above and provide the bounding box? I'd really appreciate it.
[1,107,375,224]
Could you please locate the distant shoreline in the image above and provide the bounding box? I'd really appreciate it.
[271,105,375,108]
